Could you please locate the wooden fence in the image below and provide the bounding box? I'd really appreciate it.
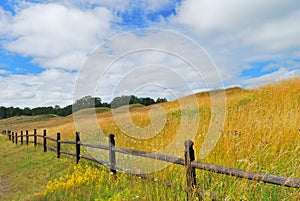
[1,129,300,200]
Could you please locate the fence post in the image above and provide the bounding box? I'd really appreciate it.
[108,134,116,176]
[76,132,81,164]
[15,132,18,145]
[12,132,14,143]
[57,133,61,158]
[20,131,23,145]
[184,140,197,200]
[26,130,29,145]
[43,130,47,152]
[34,129,37,147]
[8,130,11,141]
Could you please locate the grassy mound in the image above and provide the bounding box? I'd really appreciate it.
[72,107,111,116]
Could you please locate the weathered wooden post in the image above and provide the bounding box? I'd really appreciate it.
[184,140,197,200]
[15,132,18,145]
[34,129,37,147]
[12,132,14,143]
[26,130,29,145]
[76,132,81,164]
[43,130,47,152]
[8,130,11,141]
[20,131,23,145]
[108,134,116,176]
[57,133,61,158]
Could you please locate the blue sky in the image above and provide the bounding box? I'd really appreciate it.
[0,0,300,107]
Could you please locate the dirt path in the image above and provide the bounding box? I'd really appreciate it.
[0,177,11,196]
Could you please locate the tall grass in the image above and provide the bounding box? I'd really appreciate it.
[35,161,186,201]
[1,78,299,200]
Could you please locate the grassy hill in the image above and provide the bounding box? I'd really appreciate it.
[72,107,111,116]
[0,78,299,200]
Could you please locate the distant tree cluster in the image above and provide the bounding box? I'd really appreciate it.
[0,105,73,119]
[0,95,167,120]
[72,96,103,112]
[110,95,167,108]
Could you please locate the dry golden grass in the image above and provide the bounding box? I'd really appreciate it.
[1,79,299,171]
[1,78,299,200]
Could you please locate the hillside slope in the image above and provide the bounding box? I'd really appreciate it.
[0,78,299,200]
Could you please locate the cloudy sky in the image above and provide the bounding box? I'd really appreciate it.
[0,0,300,107]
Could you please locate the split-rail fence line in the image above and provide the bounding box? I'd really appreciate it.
[1,129,299,200]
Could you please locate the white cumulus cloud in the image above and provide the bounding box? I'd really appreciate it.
[0,69,76,107]
[3,3,113,70]
[174,0,299,34]
[243,68,300,87]
[171,0,300,88]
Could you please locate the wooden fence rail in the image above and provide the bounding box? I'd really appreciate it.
[1,129,299,200]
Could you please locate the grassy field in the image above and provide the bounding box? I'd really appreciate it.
[0,78,299,200]
[0,135,70,201]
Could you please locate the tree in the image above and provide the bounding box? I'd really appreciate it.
[73,96,102,112]
[140,97,155,106]
[110,95,163,108]
[95,97,102,107]
[57,105,72,116]
[0,107,7,119]
[14,107,22,116]
[7,107,16,118]
[23,107,32,116]
[156,98,167,103]
[101,102,111,108]
[0,95,167,119]
[111,95,132,109]
[129,95,139,104]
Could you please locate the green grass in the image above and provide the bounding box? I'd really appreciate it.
[35,161,186,201]
[72,107,111,116]
[112,104,146,113]
[0,134,187,201]
[0,135,70,201]
[0,114,57,127]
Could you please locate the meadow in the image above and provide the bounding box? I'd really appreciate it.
[0,78,299,200]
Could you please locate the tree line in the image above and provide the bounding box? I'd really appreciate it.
[0,95,167,120]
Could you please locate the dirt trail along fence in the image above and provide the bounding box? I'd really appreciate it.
[1,130,299,200]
